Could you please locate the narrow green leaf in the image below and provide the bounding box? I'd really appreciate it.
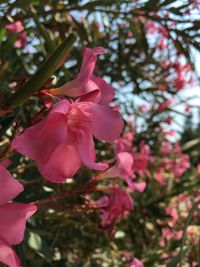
[182,138,200,151]
[9,33,77,108]
[0,28,6,46]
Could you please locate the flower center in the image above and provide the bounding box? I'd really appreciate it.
[67,105,91,130]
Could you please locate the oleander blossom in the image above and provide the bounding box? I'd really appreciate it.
[49,47,114,104]
[6,21,24,34]
[97,185,133,229]
[103,152,146,192]
[130,258,144,267]
[133,141,153,177]
[6,21,27,48]
[12,99,124,182]
[0,162,37,267]
[115,131,134,153]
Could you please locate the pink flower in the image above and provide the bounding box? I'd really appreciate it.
[139,104,148,112]
[97,185,133,229]
[0,162,37,267]
[160,141,171,155]
[133,141,153,176]
[155,168,166,185]
[171,154,190,178]
[103,152,146,192]
[165,207,178,224]
[169,60,193,91]
[161,227,182,242]
[6,21,24,34]
[130,258,144,267]
[158,84,167,91]
[6,21,27,48]
[12,99,124,182]
[157,99,174,112]
[50,47,114,104]
[15,32,27,48]
[164,129,175,137]
[157,37,167,50]
[115,131,134,153]
[175,74,185,90]
[184,104,191,112]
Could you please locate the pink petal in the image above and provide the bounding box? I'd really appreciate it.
[57,77,99,98]
[49,99,70,115]
[50,46,106,99]
[104,153,134,179]
[0,165,23,205]
[6,21,24,34]
[77,128,108,170]
[12,113,68,164]
[0,203,37,245]
[38,141,82,182]
[0,160,11,168]
[103,152,133,178]
[103,165,121,178]
[91,76,115,104]
[130,181,146,192]
[78,89,101,103]
[0,238,20,267]
[80,102,124,141]
[79,47,105,80]
[130,258,144,267]
[97,196,109,207]
[116,152,134,176]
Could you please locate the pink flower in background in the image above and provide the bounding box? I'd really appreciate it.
[164,129,175,137]
[164,117,173,125]
[0,162,37,267]
[115,131,134,153]
[49,47,114,104]
[103,152,146,192]
[157,37,167,50]
[15,32,27,48]
[133,141,153,176]
[184,104,191,112]
[139,104,148,112]
[169,60,193,91]
[158,84,167,91]
[155,168,166,185]
[161,227,182,244]
[6,21,24,34]
[6,21,27,48]
[175,74,185,91]
[157,98,174,112]
[165,207,179,227]
[146,21,157,35]
[155,142,190,184]
[130,258,144,267]
[171,154,190,178]
[160,141,171,155]
[97,185,133,229]
[12,99,124,182]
